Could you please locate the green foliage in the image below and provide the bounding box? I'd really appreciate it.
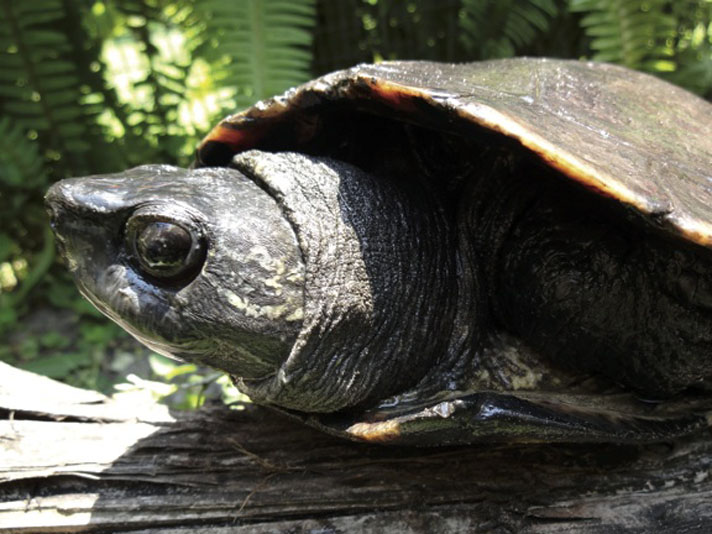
[569,0,677,71]
[195,0,316,107]
[0,0,100,176]
[133,353,244,409]
[110,0,193,161]
[0,116,47,189]
[667,1,712,98]
[0,1,75,326]
[345,0,462,63]
[0,116,53,328]
[570,0,712,96]
[1,0,711,406]
[459,0,559,59]
[312,0,580,72]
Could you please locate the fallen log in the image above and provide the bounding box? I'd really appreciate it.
[1,361,712,533]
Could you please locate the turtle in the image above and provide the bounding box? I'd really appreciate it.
[45,58,712,446]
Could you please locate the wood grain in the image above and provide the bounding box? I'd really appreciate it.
[1,361,711,533]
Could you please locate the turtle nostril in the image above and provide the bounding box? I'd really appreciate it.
[46,205,60,229]
[45,181,66,206]
[45,201,66,242]
[45,184,66,225]
[44,183,74,264]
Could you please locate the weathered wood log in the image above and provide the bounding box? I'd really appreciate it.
[1,360,712,533]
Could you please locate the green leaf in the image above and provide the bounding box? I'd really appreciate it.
[39,330,72,349]
[0,0,100,178]
[0,116,47,188]
[0,298,18,330]
[149,353,197,380]
[194,0,316,106]
[20,351,91,379]
[569,0,677,72]
[0,234,14,263]
[459,0,558,59]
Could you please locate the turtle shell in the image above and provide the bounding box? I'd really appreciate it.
[191,58,712,444]
[197,58,712,248]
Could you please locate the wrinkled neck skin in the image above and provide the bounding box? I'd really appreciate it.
[231,152,468,412]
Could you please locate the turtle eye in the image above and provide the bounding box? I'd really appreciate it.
[126,214,205,283]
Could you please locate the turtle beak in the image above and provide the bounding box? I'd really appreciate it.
[45,180,71,228]
[45,179,125,276]
[45,181,78,267]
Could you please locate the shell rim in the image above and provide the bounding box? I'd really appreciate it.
[197,59,712,248]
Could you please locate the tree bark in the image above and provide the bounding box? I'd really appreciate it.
[1,361,712,533]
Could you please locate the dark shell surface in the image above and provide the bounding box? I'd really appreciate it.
[199,58,712,246]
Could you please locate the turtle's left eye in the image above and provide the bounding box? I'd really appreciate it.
[126,215,205,283]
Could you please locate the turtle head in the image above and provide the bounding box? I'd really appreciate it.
[45,163,306,380]
[46,151,458,412]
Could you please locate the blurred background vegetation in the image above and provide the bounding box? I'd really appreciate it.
[2,0,712,408]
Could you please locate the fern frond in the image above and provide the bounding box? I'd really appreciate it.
[0,117,47,190]
[569,0,676,71]
[459,0,558,59]
[103,0,197,162]
[671,52,712,97]
[112,4,186,116]
[0,116,54,307]
[0,0,91,176]
[349,0,462,64]
[195,0,316,108]
[665,2,712,98]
